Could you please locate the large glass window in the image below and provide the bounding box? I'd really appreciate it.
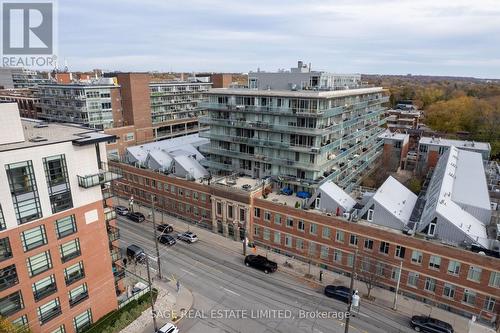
[447,260,461,275]
[55,215,77,239]
[407,272,419,287]
[428,255,441,270]
[0,264,18,291]
[489,271,500,288]
[424,277,436,293]
[0,237,13,261]
[69,283,88,307]
[411,250,423,264]
[73,308,92,333]
[44,154,73,213]
[60,238,81,262]
[38,297,61,324]
[64,261,85,285]
[0,204,5,230]
[6,160,42,224]
[0,290,24,317]
[21,225,48,252]
[462,289,476,306]
[27,251,52,277]
[467,266,482,282]
[32,274,57,301]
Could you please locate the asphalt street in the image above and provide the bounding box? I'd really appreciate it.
[117,215,416,333]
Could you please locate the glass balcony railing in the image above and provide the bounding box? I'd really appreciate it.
[33,283,57,302]
[110,244,122,262]
[69,291,89,307]
[39,305,62,324]
[104,207,116,223]
[113,264,125,282]
[77,162,122,188]
[65,270,84,286]
[107,224,120,243]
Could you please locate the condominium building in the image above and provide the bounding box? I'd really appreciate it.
[105,73,211,160]
[0,68,45,89]
[0,89,41,119]
[248,61,361,90]
[37,79,122,129]
[0,103,121,332]
[199,87,388,192]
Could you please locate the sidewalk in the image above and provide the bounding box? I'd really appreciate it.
[115,197,496,333]
[120,277,194,333]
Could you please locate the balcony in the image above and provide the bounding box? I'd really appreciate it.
[65,270,85,286]
[77,162,122,188]
[113,264,125,282]
[40,305,62,324]
[69,291,89,307]
[33,283,57,302]
[0,265,18,292]
[61,249,81,263]
[110,244,122,262]
[107,223,120,242]
[102,185,114,199]
[104,207,117,223]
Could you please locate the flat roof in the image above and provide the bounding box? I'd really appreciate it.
[0,119,115,152]
[206,87,385,98]
[419,136,490,151]
[378,130,409,141]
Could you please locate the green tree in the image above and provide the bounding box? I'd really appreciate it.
[0,316,31,333]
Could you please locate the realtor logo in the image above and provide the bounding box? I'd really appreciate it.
[2,2,53,54]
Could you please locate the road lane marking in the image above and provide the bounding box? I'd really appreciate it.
[222,287,240,296]
[181,268,195,276]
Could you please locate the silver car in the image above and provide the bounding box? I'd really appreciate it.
[177,231,198,243]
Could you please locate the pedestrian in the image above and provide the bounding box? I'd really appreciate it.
[122,258,128,268]
[352,290,360,316]
[176,280,181,293]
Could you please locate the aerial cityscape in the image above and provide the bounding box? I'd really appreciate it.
[0,1,499,333]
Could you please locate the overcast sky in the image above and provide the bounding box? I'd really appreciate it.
[58,0,500,78]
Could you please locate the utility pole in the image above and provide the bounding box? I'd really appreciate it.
[344,250,358,333]
[242,219,247,256]
[151,195,162,280]
[393,260,403,310]
[145,257,158,332]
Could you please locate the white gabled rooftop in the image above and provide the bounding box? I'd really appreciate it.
[373,176,417,225]
[319,181,356,211]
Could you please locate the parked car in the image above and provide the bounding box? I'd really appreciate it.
[156,322,179,333]
[157,223,174,234]
[244,255,277,274]
[177,231,198,243]
[115,205,129,216]
[127,212,145,223]
[126,244,146,263]
[158,234,176,246]
[324,285,350,303]
[410,316,454,333]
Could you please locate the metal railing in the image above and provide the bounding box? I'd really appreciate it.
[77,162,122,189]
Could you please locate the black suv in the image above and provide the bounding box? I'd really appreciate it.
[127,212,145,223]
[324,285,350,303]
[126,244,146,263]
[158,234,176,246]
[410,316,454,333]
[157,224,173,234]
[244,255,277,274]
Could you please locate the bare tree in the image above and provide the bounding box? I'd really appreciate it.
[357,257,387,300]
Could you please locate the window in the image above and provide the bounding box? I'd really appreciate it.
[55,215,77,239]
[364,239,373,250]
[285,235,292,248]
[322,227,331,239]
[308,242,316,256]
[429,255,441,270]
[0,290,24,317]
[64,261,85,285]
[447,261,461,275]
[201,193,207,202]
[407,272,419,287]
[391,268,400,281]
[6,160,42,224]
[27,251,52,277]
[69,283,88,307]
[298,220,305,231]
[467,266,482,282]
[12,315,28,329]
[254,208,261,218]
[73,309,92,333]
[170,185,176,194]
[193,191,198,200]
[443,283,455,299]
[379,241,389,254]
[21,225,48,252]
[411,250,423,264]
[428,221,437,236]
[0,237,13,261]
[50,325,66,333]
[239,208,245,222]
[0,264,18,291]
[253,225,259,236]
[336,230,344,243]
[424,277,436,293]
[216,202,222,215]
[463,289,476,306]
[178,187,183,196]
[227,205,234,219]
[263,229,270,241]
[320,246,329,259]
[367,209,374,222]
[0,205,6,230]
[264,211,271,221]
[286,217,294,228]
[346,253,354,267]
[392,245,405,259]
[349,235,358,246]
[333,249,342,263]
[484,297,496,312]
[489,272,500,288]
[124,132,135,141]
[60,239,81,262]
[296,238,304,250]
[274,214,281,225]
[273,232,281,244]
[309,223,317,235]
[43,155,73,213]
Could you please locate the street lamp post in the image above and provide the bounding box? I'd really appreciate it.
[344,250,358,333]
[151,196,162,280]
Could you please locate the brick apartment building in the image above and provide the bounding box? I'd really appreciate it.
[0,104,121,332]
[108,159,500,326]
[0,89,41,119]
